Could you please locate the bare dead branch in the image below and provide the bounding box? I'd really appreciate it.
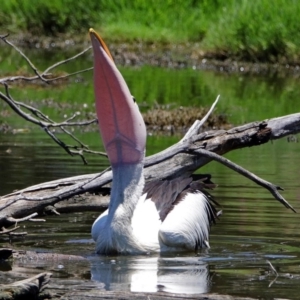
[0,226,28,236]
[0,226,21,234]
[266,260,278,276]
[189,148,296,212]
[0,35,106,162]
[43,46,92,75]
[46,67,93,82]
[0,35,91,84]
[6,212,45,224]
[0,212,44,236]
[44,205,60,215]
[0,34,48,83]
[181,95,220,142]
[0,84,105,162]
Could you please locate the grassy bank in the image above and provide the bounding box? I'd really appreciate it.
[1,0,300,62]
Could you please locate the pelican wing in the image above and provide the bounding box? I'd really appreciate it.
[144,176,219,250]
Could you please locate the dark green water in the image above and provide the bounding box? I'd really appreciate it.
[0,47,300,298]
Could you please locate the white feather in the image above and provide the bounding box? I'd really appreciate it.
[91,209,108,242]
[131,194,161,251]
[159,192,211,250]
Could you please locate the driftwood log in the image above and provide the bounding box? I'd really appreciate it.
[0,107,299,232]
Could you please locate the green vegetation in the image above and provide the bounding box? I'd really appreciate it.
[2,59,299,128]
[1,0,300,61]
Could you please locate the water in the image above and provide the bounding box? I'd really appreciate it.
[1,125,299,299]
[1,48,300,298]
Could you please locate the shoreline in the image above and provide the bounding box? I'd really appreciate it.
[4,32,300,77]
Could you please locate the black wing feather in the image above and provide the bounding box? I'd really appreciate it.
[143,175,220,223]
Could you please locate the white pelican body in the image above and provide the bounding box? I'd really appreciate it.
[89,29,217,254]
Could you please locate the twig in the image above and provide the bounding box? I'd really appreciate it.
[266,260,278,276]
[0,86,105,161]
[1,213,44,236]
[6,212,43,223]
[180,95,220,142]
[268,276,278,288]
[44,206,60,215]
[0,34,47,83]
[43,46,91,74]
[266,260,278,288]
[46,67,93,82]
[0,226,20,234]
[0,67,92,84]
[0,226,27,236]
[0,34,92,85]
[0,36,105,163]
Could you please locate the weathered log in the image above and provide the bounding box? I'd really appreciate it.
[0,112,299,230]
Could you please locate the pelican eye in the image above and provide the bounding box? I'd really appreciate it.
[132,96,136,103]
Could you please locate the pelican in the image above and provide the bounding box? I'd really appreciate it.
[89,28,218,254]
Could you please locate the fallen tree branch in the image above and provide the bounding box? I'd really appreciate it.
[0,212,45,233]
[0,111,299,230]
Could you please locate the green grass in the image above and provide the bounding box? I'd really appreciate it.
[203,0,300,62]
[1,0,300,62]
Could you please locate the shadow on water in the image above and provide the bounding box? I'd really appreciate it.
[1,47,300,298]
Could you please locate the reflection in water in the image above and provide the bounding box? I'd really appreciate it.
[90,256,211,294]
